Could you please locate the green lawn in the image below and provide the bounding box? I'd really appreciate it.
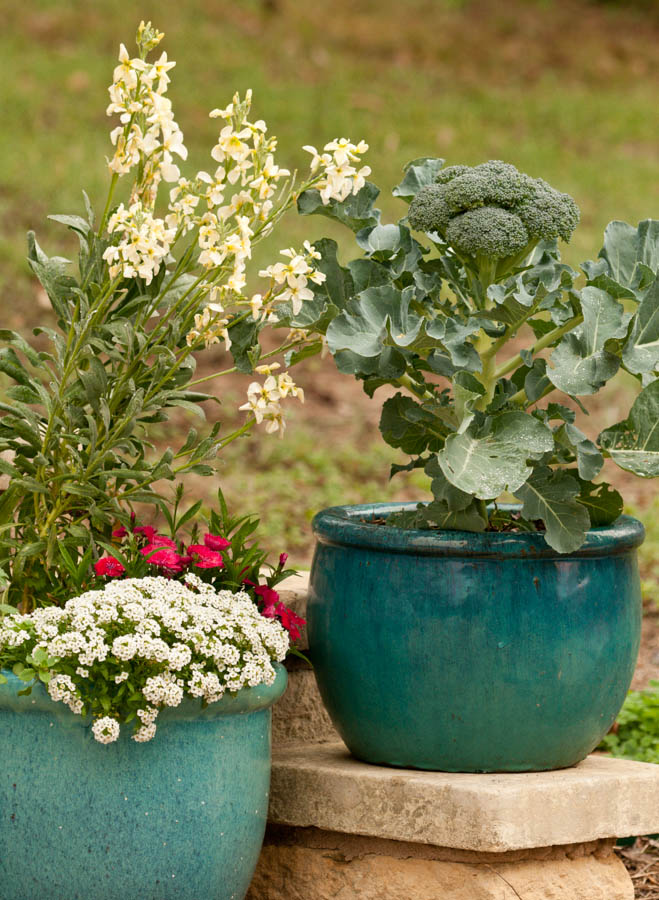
[1,0,658,564]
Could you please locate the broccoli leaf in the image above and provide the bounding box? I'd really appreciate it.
[556,422,604,481]
[392,157,445,202]
[379,394,445,455]
[516,466,590,553]
[347,258,391,294]
[333,345,407,381]
[326,284,424,357]
[586,219,659,300]
[622,275,659,376]
[547,287,627,395]
[355,222,424,277]
[438,412,554,498]
[425,456,473,511]
[576,479,623,527]
[434,317,483,372]
[599,379,659,477]
[386,498,487,532]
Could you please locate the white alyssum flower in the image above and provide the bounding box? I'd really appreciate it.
[0,576,288,744]
[93,716,121,744]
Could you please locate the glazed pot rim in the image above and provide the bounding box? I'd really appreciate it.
[0,661,287,724]
[312,502,645,559]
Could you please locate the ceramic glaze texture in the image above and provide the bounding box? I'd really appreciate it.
[308,504,644,773]
[0,665,286,900]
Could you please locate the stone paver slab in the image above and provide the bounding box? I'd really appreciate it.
[270,742,659,852]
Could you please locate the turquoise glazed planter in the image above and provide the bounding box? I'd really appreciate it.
[0,664,287,900]
[308,503,644,772]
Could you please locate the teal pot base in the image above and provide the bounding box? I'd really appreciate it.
[308,503,644,773]
[0,665,287,900]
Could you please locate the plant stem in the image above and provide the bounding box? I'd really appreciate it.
[510,381,556,408]
[396,373,435,402]
[493,313,584,381]
[97,173,119,238]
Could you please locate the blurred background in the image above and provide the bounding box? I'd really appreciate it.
[0,0,658,571]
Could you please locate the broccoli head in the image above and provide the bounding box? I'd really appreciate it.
[408,160,579,262]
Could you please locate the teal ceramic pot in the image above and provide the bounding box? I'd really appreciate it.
[0,664,287,900]
[308,503,644,772]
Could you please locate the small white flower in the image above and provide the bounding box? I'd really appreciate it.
[92,717,121,745]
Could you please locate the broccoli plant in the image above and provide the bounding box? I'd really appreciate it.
[279,158,659,552]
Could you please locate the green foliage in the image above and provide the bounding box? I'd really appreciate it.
[599,681,659,764]
[293,158,659,552]
[0,28,336,609]
[0,207,230,608]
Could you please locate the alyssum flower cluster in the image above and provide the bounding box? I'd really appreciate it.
[0,576,289,743]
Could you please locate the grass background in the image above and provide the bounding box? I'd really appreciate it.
[1,0,658,566]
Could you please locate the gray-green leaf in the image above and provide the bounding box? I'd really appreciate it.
[591,219,659,299]
[392,157,445,202]
[547,287,626,395]
[623,275,659,375]
[326,284,423,357]
[438,412,554,498]
[599,379,659,476]
[516,467,590,553]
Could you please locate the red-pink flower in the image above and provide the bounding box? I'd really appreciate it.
[255,584,280,616]
[134,525,158,541]
[188,544,225,569]
[94,556,125,578]
[276,603,306,642]
[141,545,188,573]
[204,533,231,552]
[279,552,289,567]
[112,526,128,539]
[151,533,177,548]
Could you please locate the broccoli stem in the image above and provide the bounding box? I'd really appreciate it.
[473,331,498,409]
[493,313,584,381]
[509,380,556,408]
[396,372,436,402]
[494,240,539,282]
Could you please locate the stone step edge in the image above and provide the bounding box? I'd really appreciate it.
[268,742,659,853]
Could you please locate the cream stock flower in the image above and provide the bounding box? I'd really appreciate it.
[106,40,188,202]
[304,139,371,206]
[239,372,303,435]
[103,201,176,285]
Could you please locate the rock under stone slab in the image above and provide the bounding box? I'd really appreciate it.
[247,828,633,900]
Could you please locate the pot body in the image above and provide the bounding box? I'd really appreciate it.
[308,503,644,772]
[0,665,287,900]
